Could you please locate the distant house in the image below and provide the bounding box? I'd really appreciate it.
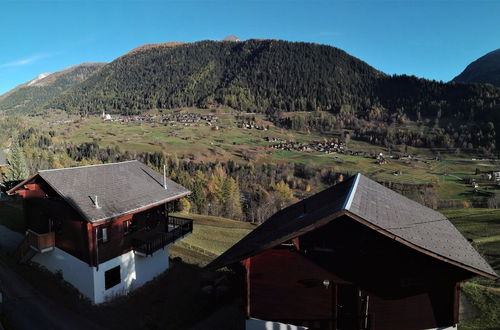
[0,150,7,186]
[209,173,497,330]
[0,150,7,168]
[492,171,500,181]
[8,160,192,304]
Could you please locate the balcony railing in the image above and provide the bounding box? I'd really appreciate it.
[27,229,55,252]
[132,215,193,256]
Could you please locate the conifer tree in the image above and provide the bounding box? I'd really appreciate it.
[2,140,29,186]
[207,164,226,214]
[222,177,243,219]
[191,170,208,214]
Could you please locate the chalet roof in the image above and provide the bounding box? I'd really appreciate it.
[0,150,7,166]
[208,173,498,279]
[9,160,190,223]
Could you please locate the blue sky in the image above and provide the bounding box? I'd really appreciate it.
[0,0,499,94]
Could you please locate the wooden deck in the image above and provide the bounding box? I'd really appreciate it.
[132,216,193,256]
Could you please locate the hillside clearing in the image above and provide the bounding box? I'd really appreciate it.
[169,213,254,266]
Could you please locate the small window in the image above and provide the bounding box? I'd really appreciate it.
[98,226,109,243]
[105,266,120,290]
[123,220,130,235]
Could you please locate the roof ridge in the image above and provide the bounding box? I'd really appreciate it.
[342,173,361,211]
[39,160,138,172]
[354,173,448,219]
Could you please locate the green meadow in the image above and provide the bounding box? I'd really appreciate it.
[24,110,500,206]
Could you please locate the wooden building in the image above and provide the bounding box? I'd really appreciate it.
[8,160,192,304]
[209,173,498,330]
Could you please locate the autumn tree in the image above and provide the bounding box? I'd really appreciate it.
[222,177,243,219]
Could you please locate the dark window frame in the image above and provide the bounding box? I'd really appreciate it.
[104,265,121,290]
[98,226,109,244]
[123,220,130,235]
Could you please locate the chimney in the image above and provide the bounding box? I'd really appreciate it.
[94,195,101,209]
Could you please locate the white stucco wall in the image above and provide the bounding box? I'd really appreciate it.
[246,318,308,330]
[31,247,96,302]
[93,247,169,303]
[134,246,169,287]
[31,246,170,304]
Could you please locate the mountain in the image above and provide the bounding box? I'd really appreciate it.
[453,49,500,87]
[11,39,494,151]
[48,40,500,140]
[48,39,384,115]
[222,35,240,42]
[0,63,106,114]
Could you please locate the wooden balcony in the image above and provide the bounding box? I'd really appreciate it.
[27,229,55,253]
[132,216,193,256]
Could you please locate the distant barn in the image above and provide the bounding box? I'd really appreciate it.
[209,173,498,330]
[0,150,7,168]
[0,150,8,184]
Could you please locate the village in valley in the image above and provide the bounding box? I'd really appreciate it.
[0,1,500,330]
[0,104,499,330]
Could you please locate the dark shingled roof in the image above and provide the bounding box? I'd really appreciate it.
[15,160,190,223]
[208,173,497,279]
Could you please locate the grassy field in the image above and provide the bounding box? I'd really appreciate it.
[460,283,500,330]
[440,208,500,329]
[169,212,254,266]
[442,208,500,287]
[23,110,500,206]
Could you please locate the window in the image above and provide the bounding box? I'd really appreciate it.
[102,228,108,242]
[123,220,130,235]
[98,227,109,244]
[105,266,121,290]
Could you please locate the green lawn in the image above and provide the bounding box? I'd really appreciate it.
[440,208,500,329]
[23,110,500,206]
[460,283,500,330]
[442,208,500,287]
[170,213,254,266]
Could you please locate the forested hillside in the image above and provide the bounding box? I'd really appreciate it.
[49,40,382,114]
[453,49,500,87]
[0,62,105,113]
[47,40,500,151]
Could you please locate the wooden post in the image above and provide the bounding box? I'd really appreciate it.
[244,258,252,318]
[454,281,463,325]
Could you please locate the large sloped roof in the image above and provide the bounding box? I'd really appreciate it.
[9,160,190,223]
[208,173,497,279]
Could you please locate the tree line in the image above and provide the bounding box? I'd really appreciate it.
[3,128,348,222]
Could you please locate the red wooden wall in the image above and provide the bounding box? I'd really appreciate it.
[244,215,471,330]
